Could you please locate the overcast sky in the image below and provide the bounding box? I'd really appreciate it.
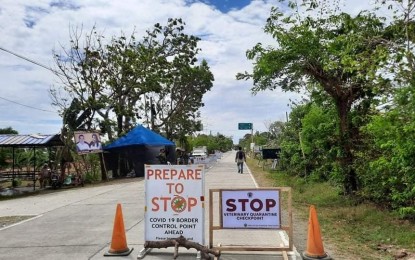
[0,0,382,143]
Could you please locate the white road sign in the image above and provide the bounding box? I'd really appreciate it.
[144,165,205,243]
[221,189,281,229]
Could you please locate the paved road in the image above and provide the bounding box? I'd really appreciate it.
[0,151,300,260]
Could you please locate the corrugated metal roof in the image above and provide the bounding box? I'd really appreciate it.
[0,134,64,147]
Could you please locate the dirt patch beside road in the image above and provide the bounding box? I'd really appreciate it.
[0,215,36,229]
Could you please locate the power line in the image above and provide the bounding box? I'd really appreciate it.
[0,46,62,114]
[0,96,56,113]
[0,46,64,77]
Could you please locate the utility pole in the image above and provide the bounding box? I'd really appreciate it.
[251,128,254,147]
[150,97,155,130]
[298,131,307,177]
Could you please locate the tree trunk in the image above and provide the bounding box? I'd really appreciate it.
[99,153,107,181]
[336,98,358,195]
[117,115,123,137]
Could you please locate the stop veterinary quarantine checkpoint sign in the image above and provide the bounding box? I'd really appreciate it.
[144,164,205,244]
[221,189,281,229]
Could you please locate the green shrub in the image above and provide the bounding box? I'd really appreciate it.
[12,178,22,187]
[84,171,101,184]
[398,207,415,220]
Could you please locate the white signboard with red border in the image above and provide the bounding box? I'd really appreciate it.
[221,189,281,229]
[144,164,205,244]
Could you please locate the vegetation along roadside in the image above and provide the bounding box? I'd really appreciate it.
[247,158,415,260]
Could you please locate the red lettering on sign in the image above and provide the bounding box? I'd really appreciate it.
[155,169,162,179]
[151,197,159,211]
[146,168,202,180]
[147,169,154,179]
[170,169,177,178]
[151,196,199,212]
[187,197,197,211]
[151,197,171,211]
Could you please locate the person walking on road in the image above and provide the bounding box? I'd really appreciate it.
[235,146,246,173]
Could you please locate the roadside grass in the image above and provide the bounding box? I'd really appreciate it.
[247,158,415,260]
[0,216,36,228]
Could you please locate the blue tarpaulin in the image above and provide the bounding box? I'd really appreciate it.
[103,125,175,177]
[104,125,175,150]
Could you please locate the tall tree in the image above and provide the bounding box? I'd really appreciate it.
[237,4,392,194]
[52,26,111,135]
[150,60,213,140]
[354,0,415,216]
[52,19,213,141]
[138,19,213,139]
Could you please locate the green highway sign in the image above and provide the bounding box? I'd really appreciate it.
[238,123,253,130]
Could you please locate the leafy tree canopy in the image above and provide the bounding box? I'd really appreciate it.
[52,18,213,142]
[237,2,395,194]
[0,127,18,134]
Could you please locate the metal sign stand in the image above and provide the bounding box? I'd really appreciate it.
[209,187,293,256]
[137,248,152,259]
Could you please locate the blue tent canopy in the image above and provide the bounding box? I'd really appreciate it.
[104,125,175,150]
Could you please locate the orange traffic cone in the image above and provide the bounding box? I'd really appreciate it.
[302,205,331,260]
[104,203,134,256]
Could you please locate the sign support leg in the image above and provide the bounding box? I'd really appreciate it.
[137,248,152,259]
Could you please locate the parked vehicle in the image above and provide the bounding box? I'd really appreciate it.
[50,171,61,189]
[192,146,208,157]
[63,173,84,187]
[50,171,84,189]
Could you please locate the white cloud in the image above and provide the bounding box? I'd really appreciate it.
[0,0,385,143]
